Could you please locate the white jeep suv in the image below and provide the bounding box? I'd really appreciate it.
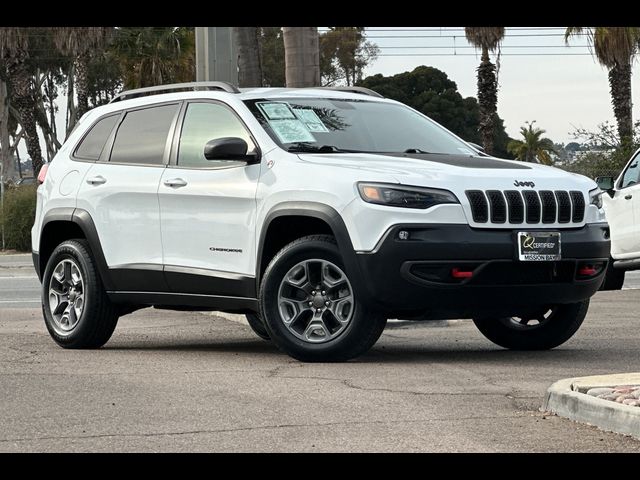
[31,82,610,361]
[597,148,640,290]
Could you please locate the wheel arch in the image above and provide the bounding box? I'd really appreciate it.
[257,202,364,296]
[38,208,114,290]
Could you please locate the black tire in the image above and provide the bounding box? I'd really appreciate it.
[599,258,625,291]
[259,235,386,362]
[245,312,270,340]
[473,300,589,350]
[42,239,119,349]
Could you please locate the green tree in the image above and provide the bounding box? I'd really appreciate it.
[0,28,45,174]
[53,27,113,124]
[283,27,320,87]
[566,27,640,144]
[320,27,379,86]
[111,27,195,89]
[507,121,556,165]
[359,66,512,158]
[464,27,505,155]
[260,27,286,87]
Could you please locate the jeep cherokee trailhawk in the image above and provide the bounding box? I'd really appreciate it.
[31,82,610,361]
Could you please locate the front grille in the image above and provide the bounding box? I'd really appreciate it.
[570,191,585,222]
[486,191,506,223]
[466,189,586,225]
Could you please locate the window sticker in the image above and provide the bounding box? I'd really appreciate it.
[269,119,316,143]
[257,102,297,120]
[293,108,329,133]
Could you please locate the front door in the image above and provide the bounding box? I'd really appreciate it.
[158,101,261,298]
[606,151,640,259]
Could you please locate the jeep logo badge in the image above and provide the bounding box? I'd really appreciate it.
[514,180,535,188]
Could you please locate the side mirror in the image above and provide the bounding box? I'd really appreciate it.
[467,142,485,152]
[596,176,615,196]
[204,137,260,163]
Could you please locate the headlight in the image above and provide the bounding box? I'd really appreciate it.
[589,188,603,209]
[357,182,459,209]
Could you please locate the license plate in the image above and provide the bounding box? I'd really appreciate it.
[517,232,561,261]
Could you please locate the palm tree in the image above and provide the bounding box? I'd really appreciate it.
[111,27,195,89]
[283,27,320,87]
[464,27,505,155]
[566,27,640,145]
[507,121,555,165]
[0,27,44,175]
[53,27,113,122]
[233,27,262,87]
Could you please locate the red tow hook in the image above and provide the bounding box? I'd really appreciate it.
[451,267,474,279]
[578,266,597,276]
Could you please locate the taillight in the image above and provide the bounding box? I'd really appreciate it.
[37,164,49,184]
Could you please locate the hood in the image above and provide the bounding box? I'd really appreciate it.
[297,152,596,192]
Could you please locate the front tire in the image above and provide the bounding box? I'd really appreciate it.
[259,235,386,362]
[42,239,119,349]
[245,313,270,340]
[473,300,589,350]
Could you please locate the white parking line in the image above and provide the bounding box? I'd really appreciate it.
[0,300,41,304]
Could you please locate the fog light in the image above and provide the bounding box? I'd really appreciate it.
[398,230,410,240]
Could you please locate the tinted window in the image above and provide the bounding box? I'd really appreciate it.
[178,102,255,168]
[621,154,640,188]
[110,104,178,165]
[74,114,119,160]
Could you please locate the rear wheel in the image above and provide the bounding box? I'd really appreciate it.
[42,239,119,349]
[259,235,386,362]
[473,300,589,350]
[600,258,625,291]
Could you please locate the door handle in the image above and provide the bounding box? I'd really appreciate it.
[86,175,106,185]
[163,178,188,188]
[625,194,633,200]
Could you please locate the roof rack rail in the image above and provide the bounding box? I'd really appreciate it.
[312,86,384,98]
[109,81,240,103]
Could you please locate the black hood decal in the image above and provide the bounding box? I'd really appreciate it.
[387,153,532,170]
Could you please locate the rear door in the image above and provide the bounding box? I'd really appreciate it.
[76,102,181,291]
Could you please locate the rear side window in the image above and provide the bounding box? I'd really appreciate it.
[74,114,119,160]
[110,104,179,165]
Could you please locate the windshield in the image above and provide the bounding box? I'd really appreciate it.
[243,98,477,155]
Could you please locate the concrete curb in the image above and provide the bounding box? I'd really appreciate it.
[543,373,640,439]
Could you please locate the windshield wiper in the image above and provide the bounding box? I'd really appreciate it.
[287,143,368,154]
[403,148,432,154]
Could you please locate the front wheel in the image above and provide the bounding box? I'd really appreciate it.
[473,300,589,350]
[600,258,625,291]
[259,235,386,362]
[245,313,270,340]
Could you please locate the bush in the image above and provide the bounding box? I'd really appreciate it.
[1,184,37,252]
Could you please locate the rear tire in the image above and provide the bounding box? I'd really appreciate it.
[245,313,270,340]
[599,258,625,291]
[259,235,386,362]
[42,239,119,349]
[473,300,589,350]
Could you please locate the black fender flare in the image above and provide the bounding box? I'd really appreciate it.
[39,207,114,290]
[256,202,366,299]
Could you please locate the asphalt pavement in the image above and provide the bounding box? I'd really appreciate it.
[1,253,640,452]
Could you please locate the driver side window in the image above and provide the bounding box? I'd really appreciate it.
[620,153,640,189]
[177,102,255,168]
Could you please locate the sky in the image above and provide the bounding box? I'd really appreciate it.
[358,27,640,144]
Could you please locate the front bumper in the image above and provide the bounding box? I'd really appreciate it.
[353,223,610,320]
